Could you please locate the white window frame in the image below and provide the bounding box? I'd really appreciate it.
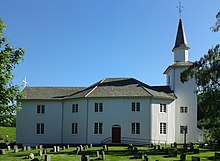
[72,123,78,135]
[180,106,188,113]
[131,122,140,134]
[36,123,44,134]
[72,104,78,113]
[160,104,167,113]
[131,102,141,112]
[94,103,103,112]
[94,122,103,134]
[37,105,45,114]
[160,122,167,134]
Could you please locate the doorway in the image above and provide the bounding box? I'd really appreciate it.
[112,125,121,143]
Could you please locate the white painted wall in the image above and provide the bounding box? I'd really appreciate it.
[16,100,63,145]
[62,99,87,144]
[86,97,151,144]
[150,99,175,144]
[166,66,197,143]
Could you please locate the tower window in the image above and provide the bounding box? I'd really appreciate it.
[160,104,167,113]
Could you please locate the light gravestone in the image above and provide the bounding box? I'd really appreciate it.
[7,146,11,151]
[45,155,51,161]
[0,149,6,155]
[96,151,99,157]
[53,146,57,153]
[43,148,47,155]
[38,150,42,156]
[101,151,105,160]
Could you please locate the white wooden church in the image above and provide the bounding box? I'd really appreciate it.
[16,18,201,146]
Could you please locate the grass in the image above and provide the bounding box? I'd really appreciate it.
[0,126,16,143]
[0,145,218,161]
[0,127,218,160]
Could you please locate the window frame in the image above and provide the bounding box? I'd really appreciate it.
[94,122,103,134]
[131,122,141,134]
[180,126,188,134]
[37,105,45,114]
[160,122,167,134]
[72,123,78,135]
[72,104,78,113]
[36,123,44,135]
[160,104,167,113]
[131,102,141,112]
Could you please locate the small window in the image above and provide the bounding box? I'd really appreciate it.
[94,122,103,134]
[180,126,188,134]
[37,105,45,114]
[36,123,44,134]
[131,102,141,112]
[94,103,103,112]
[131,122,140,134]
[160,104,167,113]
[180,107,188,113]
[72,123,78,134]
[72,104,78,113]
[160,123,166,134]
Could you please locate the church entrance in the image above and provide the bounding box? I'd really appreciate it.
[112,125,121,143]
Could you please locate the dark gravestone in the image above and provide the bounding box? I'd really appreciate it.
[192,156,200,161]
[144,154,148,161]
[180,153,186,161]
[157,145,160,150]
[174,142,177,148]
[0,149,6,155]
[215,152,220,159]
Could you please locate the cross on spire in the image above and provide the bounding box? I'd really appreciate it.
[177,0,183,19]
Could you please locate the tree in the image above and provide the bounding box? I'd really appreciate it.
[211,12,220,32]
[0,18,25,127]
[181,12,220,142]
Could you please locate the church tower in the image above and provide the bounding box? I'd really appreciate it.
[164,18,198,143]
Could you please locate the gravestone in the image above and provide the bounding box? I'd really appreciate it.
[39,144,43,149]
[89,144,92,148]
[180,153,186,161]
[35,146,38,150]
[43,148,47,154]
[144,154,148,161]
[62,146,65,150]
[57,146,60,152]
[103,145,107,151]
[14,147,18,153]
[96,151,99,157]
[153,145,156,150]
[215,152,220,159]
[28,153,35,159]
[192,156,200,161]
[45,155,51,161]
[7,146,11,151]
[174,142,177,148]
[0,149,6,155]
[27,146,31,151]
[38,150,42,156]
[53,146,57,152]
[23,146,27,151]
[157,145,160,150]
[76,146,80,154]
[81,155,89,161]
[101,151,105,160]
[80,145,83,151]
[67,145,70,149]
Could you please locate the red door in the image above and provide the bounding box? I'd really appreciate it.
[112,126,121,143]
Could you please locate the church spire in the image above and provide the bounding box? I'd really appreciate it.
[172,18,190,51]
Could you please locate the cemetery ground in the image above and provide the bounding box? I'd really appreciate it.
[0,127,220,160]
[0,144,220,161]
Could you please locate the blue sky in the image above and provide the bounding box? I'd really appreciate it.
[0,0,219,87]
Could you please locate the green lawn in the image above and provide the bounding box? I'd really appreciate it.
[0,127,16,143]
[0,145,217,161]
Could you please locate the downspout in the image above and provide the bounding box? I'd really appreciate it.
[61,101,64,144]
[149,96,152,144]
[86,98,89,144]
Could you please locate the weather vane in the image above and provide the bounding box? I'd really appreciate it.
[177,0,184,18]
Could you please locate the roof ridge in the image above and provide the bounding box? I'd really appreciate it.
[133,78,154,97]
[85,78,105,97]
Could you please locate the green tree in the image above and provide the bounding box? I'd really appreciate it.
[181,12,220,142]
[0,18,25,127]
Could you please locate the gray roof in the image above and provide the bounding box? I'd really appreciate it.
[22,87,84,100]
[173,19,190,51]
[164,61,193,74]
[21,78,175,100]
